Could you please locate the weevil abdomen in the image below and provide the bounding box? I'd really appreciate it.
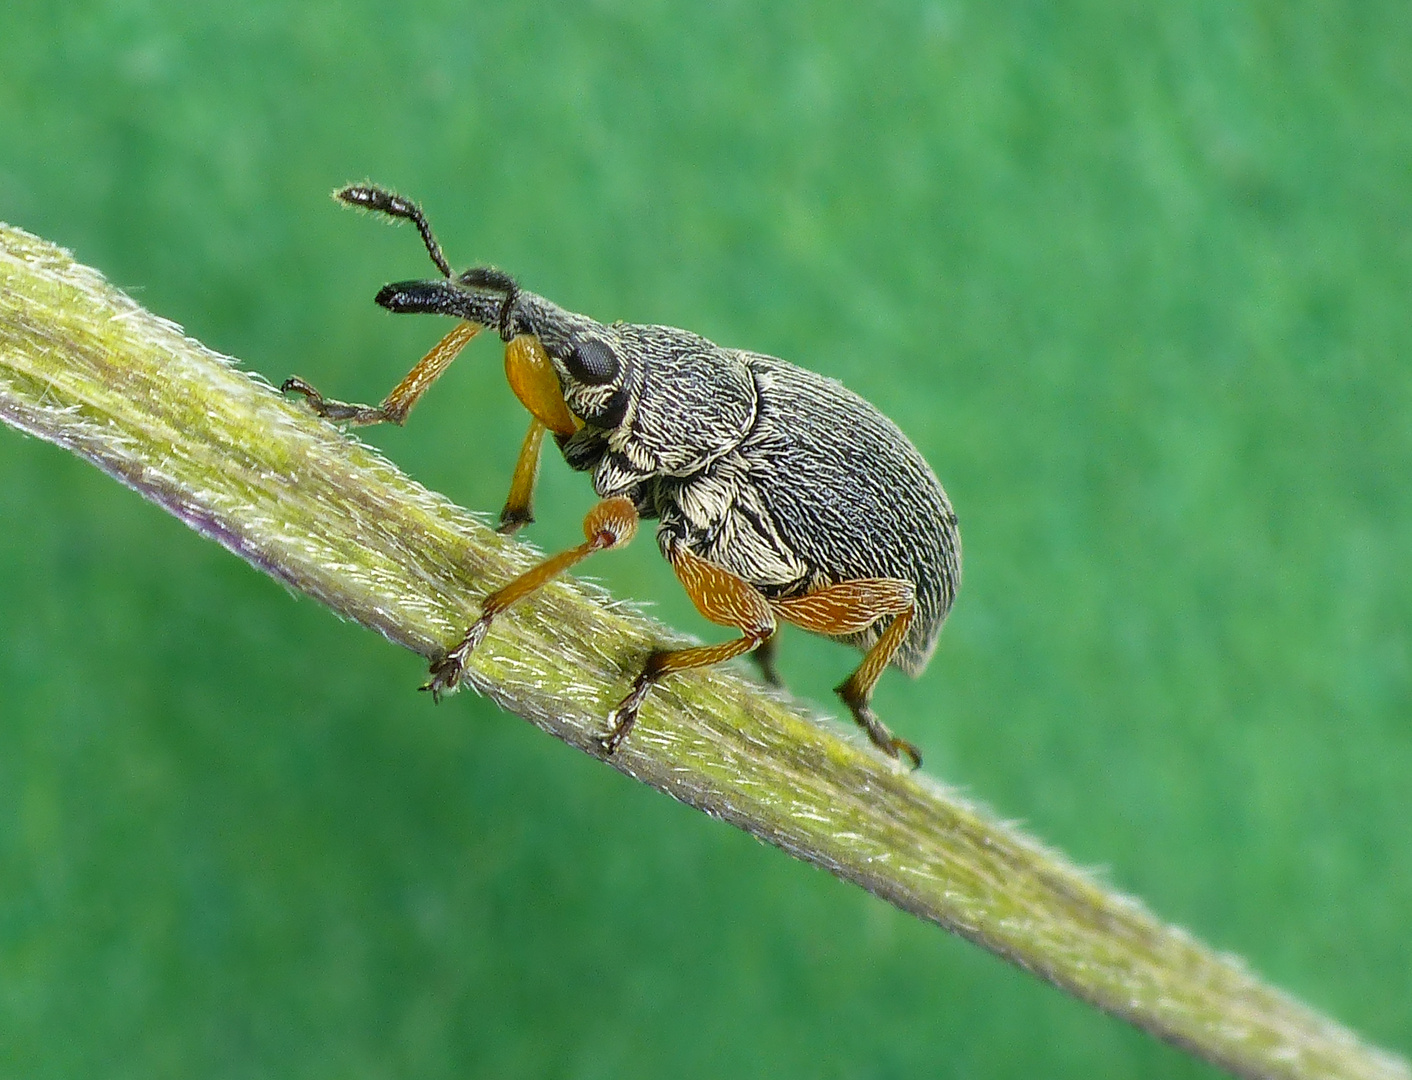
[656,352,959,675]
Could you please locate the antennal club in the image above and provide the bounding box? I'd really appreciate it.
[336,184,453,279]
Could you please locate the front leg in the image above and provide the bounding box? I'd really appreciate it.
[424,496,639,698]
[282,320,480,426]
[494,334,580,534]
[496,418,547,535]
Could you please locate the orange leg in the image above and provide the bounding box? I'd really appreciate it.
[497,417,547,534]
[504,334,578,438]
[424,497,639,700]
[771,578,922,768]
[602,546,777,755]
[282,320,480,425]
[494,334,579,534]
[285,327,576,537]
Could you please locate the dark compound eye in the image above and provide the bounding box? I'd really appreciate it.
[564,337,620,385]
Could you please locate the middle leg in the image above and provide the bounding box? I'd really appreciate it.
[425,495,639,700]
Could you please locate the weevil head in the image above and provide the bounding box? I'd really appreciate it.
[545,326,636,430]
[375,265,536,336]
[375,274,513,328]
[540,320,759,483]
[373,260,757,482]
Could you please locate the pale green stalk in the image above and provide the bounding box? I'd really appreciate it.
[1,222,1405,1080]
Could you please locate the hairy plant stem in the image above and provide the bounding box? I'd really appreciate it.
[1,222,1405,1080]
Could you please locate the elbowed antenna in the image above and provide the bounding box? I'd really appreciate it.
[335,184,454,279]
[458,266,521,339]
[336,183,523,339]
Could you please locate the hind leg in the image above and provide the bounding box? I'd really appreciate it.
[749,632,784,688]
[771,579,921,768]
[601,545,777,755]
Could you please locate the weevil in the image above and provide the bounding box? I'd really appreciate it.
[282,184,961,767]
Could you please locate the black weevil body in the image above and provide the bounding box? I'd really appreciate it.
[283,185,960,767]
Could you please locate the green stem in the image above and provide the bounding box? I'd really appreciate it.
[1,221,1405,1080]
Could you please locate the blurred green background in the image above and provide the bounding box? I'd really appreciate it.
[2,1,1409,1077]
